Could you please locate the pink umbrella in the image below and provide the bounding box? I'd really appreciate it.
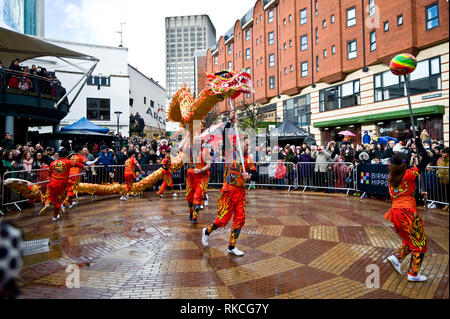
[338,130,356,137]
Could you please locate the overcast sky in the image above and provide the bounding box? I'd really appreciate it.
[45,0,255,88]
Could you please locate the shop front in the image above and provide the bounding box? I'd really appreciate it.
[314,105,445,146]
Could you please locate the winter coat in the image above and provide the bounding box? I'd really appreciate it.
[312,150,331,173]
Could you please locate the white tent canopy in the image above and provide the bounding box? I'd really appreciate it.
[0,26,98,65]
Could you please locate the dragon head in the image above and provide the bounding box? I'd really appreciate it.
[206,69,252,100]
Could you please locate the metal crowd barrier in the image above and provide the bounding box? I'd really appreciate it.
[1,162,447,213]
[208,162,298,191]
[296,161,356,195]
[1,163,187,212]
[418,166,449,206]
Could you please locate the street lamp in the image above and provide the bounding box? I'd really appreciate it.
[114,111,122,135]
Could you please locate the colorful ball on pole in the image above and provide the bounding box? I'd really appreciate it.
[390,53,417,76]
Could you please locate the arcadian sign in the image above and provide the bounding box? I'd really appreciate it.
[357,164,390,195]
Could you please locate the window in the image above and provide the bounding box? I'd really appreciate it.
[268,32,274,45]
[300,9,307,24]
[144,97,146,104]
[87,98,110,121]
[284,67,288,75]
[347,7,357,27]
[331,14,335,24]
[289,40,293,47]
[374,56,442,102]
[269,54,275,67]
[227,45,231,55]
[245,48,251,60]
[315,27,318,44]
[268,9,274,23]
[283,94,311,127]
[228,61,232,70]
[257,80,259,87]
[214,56,218,65]
[322,19,327,28]
[384,21,389,32]
[397,15,403,26]
[426,3,439,30]
[289,14,292,22]
[260,57,263,64]
[332,45,336,54]
[300,35,308,51]
[269,76,275,89]
[261,79,264,85]
[347,40,357,59]
[245,29,250,41]
[256,38,258,45]
[301,62,308,77]
[319,80,360,112]
[87,76,110,87]
[283,18,287,25]
[290,65,293,72]
[323,49,327,58]
[370,31,376,51]
[284,43,287,50]
[246,67,251,76]
[315,0,318,16]
[316,56,319,72]
[369,0,375,16]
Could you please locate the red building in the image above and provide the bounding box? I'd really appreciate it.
[204,0,449,144]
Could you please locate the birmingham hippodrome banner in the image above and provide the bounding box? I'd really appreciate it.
[357,164,390,195]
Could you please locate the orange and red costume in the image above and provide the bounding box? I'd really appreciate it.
[65,153,87,204]
[206,153,255,248]
[157,156,174,195]
[186,148,210,221]
[124,157,138,196]
[48,158,84,218]
[385,165,427,276]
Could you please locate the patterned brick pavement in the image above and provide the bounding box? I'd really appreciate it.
[2,189,448,299]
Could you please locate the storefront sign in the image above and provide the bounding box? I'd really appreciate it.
[422,93,442,100]
[357,164,390,195]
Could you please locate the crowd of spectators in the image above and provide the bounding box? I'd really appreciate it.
[0,127,448,210]
[0,58,63,96]
[0,132,180,179]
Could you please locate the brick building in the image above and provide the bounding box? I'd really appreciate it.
[204,0,449,145]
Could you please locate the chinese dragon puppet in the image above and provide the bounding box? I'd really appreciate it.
[4,69,252,205]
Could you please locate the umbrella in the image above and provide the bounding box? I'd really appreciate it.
[338,130,356,137]
[377,136,399,145]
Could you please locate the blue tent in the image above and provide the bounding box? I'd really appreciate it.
[60,117,109,134]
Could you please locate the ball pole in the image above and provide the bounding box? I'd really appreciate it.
[403,75,417,139]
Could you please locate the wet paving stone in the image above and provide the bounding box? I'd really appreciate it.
[2,189,448,299]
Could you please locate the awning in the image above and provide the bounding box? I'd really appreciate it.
[60,117,110,134]
[269,120,309,138]
[313,105,445,128]
[0,27,98,64]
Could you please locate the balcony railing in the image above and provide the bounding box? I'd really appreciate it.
[0,68,69,111]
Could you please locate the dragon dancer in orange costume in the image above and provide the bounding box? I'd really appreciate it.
[386,138,431,282]
[121,151,144,201]
[186,136,211,224]
[157,154,178,197]
[65,145,99,208]
[42,148,87,221]
[201,112,255,256]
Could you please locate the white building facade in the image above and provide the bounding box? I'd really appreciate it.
[128,64,166,137]
[28,39,131,136]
